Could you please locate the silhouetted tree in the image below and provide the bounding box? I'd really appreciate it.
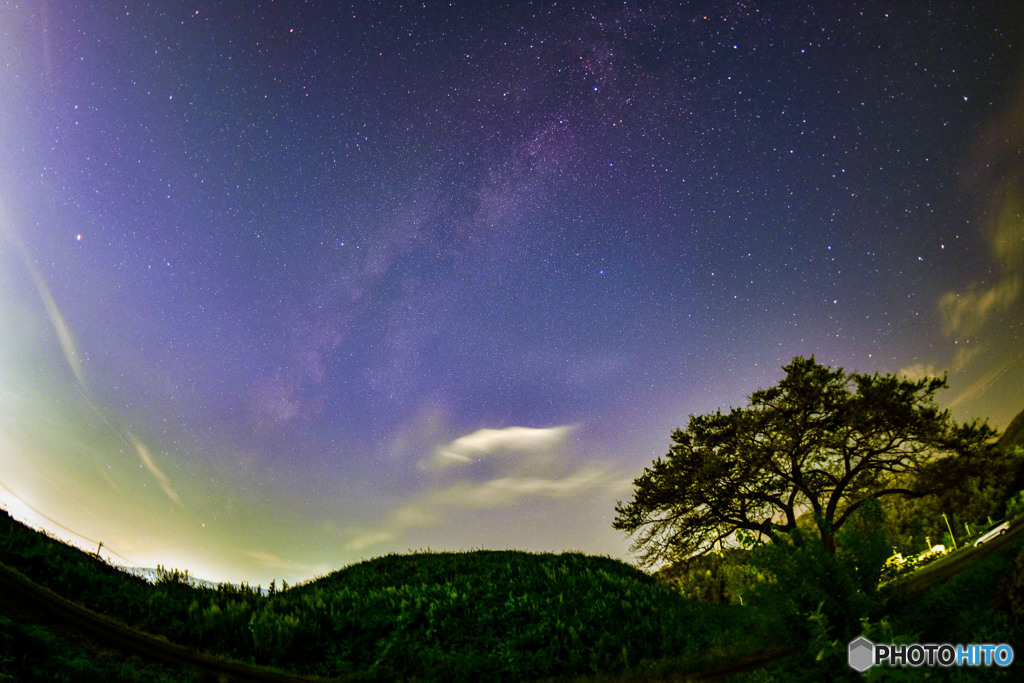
[614,356,995,567]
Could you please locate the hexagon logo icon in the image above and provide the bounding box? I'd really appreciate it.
[848,637,874,672]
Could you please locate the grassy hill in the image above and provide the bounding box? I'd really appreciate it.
[0,508,781,680]
[6,497,1021,681]
[288,549,789,680]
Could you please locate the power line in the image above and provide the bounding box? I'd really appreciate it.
[0,478,138,567]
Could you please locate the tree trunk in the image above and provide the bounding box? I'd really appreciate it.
[819,526,836,554]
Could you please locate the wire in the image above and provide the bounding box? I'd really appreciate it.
[0,478,139,567]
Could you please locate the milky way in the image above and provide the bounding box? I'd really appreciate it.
[1,2,1022,583]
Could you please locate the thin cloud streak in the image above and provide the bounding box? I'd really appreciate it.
[129,435,184,508]
[244,550,331,576]
[947,349,1024,411]
[0,205,86,387]
[2,202,195,511]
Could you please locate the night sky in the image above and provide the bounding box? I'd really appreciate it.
[1,2,1023,585]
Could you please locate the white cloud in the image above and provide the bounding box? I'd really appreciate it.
[129,435,183,507]
[0,207,85,387]
[939,85,1024,339]
[940,276,1022,337]
[427,468,613,508]
[426,425,575,470]
[342,423,630,553]
[343,531,396,552]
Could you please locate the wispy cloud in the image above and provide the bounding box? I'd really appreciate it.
[343,469,620,553]
[129,435,183,507]
[426,468,614,508]
[946,349,1024,410]
[940,73,1024,338]
[940,276,1022,337]
[2,202,177,500]
[344,424,629,553]
[0,204,85,387]
[426,425,575,470]
[897,363,941,382]
[343,531,398,552]
[244,550,331,576]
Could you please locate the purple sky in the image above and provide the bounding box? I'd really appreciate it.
[1,1,1022,584]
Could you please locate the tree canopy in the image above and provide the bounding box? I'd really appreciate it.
[614,356,995,567]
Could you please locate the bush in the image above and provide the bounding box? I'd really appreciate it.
[996,547,1024,623]
[1006,490,1024,519]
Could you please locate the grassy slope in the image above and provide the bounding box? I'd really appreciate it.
[0,510,783,680]
[7,499,1022,682]
[0,599,204,683]
[7,501,1019,681]
[287,549,784,679]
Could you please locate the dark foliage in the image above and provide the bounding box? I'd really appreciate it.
[996,547,1024,624]
[614,356,995,567]
[0,604,199,682]
[654,548,760,605]
[741,501,890,642]
[0,508,780,680]
[877,444,1024,556]
[733,518,1024,682]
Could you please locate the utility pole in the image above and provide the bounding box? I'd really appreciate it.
[942,513,957,550]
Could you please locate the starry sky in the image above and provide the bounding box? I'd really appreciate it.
[1,1,1023,585]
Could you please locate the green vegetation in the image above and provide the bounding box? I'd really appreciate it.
[735,527,1024,681]
[878,445,1024,556]
[614,357,994,565]
[0,508,781,680]
[278,550,780,680]
[887,533,1024,647]
[0,606,200,682]
[617,361,1024,679]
